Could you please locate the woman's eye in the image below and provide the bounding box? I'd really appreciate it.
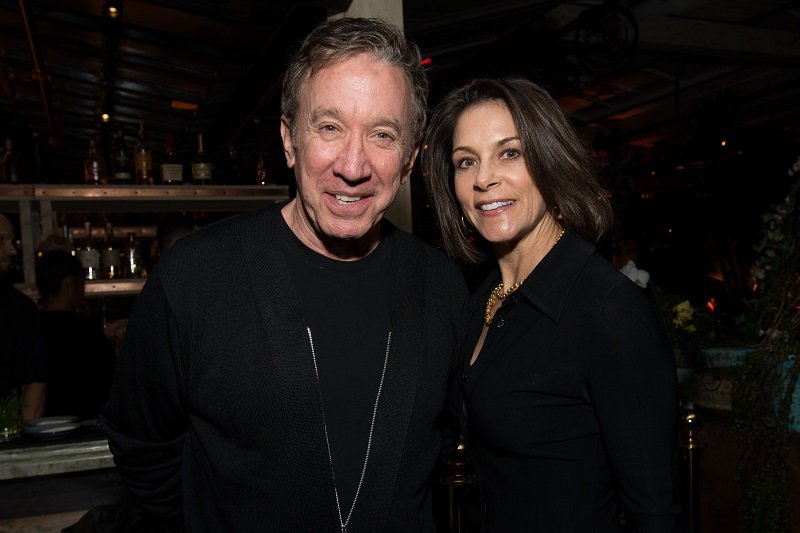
[503,148,520,159]
[455,158,476,169]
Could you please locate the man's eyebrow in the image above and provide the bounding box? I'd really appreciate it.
[309,107,340,124]
[372,116,404,136]
[308,109,405,138]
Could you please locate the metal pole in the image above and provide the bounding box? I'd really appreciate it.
[680,410,703,533]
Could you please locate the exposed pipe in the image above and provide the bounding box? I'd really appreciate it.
[18,0,59,146]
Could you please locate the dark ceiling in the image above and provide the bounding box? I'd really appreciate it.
[1,0,799,187]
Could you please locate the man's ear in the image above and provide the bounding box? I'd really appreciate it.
[280,116,295,168]
[401,144,420,185]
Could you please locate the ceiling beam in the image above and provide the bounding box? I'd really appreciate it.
[548,4,800,67]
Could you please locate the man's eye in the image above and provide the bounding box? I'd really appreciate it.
[373,131,396,143]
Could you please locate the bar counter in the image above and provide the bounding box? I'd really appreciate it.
[0,436,112,480]
[0,425,130,520]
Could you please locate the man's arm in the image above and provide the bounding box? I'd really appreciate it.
[100,270,187,524]
[20,382,45,421]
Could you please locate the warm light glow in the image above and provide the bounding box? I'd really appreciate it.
[171,100,199,111]
[101,113,110,122]
[421,57,433,66]
[720,139,727,147]
[108,6,119,18]
[706,298,717,313]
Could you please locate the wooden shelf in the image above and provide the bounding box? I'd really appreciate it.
[2,184,289,288]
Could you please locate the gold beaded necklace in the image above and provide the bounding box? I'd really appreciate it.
[484,228,565,326]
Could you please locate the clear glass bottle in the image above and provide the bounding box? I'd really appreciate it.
[78,221,100,280]
[134,122,154,185]
[111,124,132,184]
[191,133,213,184]
[100,222,121,279]
[84,138,107,185]
[61,224,76,256]
[122,232,142,279]
[160,134,184,184]
[2,138,20,184]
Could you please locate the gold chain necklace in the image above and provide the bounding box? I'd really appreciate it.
[484,228,565,326]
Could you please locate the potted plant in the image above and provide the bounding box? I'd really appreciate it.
[731,155,800,533]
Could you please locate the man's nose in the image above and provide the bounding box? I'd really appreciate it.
[333,134,371,183]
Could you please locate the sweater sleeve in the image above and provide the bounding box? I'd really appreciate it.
[100,269,187,526]
[588,280,683,533]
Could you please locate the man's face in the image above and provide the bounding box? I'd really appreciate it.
[280,52,418,257]
[0,216,18,274]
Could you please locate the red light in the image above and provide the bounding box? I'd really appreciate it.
[421,57,433,66]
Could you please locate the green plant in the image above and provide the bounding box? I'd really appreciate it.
[733,155,800,533]
[649,286,703,369]
[0,394,23,441]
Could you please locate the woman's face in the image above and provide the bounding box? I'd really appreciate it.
[451,100,555,251]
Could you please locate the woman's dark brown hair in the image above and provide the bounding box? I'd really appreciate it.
[422,77,613,264]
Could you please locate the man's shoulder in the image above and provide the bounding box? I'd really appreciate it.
[163,205,278,260]
[0,282,38,313]
[388,228,461,274]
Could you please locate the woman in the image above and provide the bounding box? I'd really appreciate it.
[423,78,681,532]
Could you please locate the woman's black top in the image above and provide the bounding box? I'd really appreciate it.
[460,230,682,532]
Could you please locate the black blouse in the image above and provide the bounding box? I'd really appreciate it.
[461,230,682,532]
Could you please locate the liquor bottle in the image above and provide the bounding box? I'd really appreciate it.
[83,138,107,185]
[217,144,239,184]
[134,122,154,185]
[111,124,132,183]
[2,138,20,183]
[191,133,213,184]
[256,151,269,185]
[61,225,76,256]
[100,222,121,279]
[122,232,142,278]
[78,221,100,280]
[160,134,184,184]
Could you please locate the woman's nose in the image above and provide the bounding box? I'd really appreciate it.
[474,161,500,191]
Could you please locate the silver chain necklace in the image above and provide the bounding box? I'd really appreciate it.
[306,327,392,533]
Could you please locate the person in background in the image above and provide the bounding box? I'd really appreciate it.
[423,78,681,532]
[101,17,468,532]
[0,213,47,422]
[36,250,116,420]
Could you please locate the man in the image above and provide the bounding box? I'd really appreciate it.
[101,18,468,532]
[0,214,47,422]
[36,251,115,420]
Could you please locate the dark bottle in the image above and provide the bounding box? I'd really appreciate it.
[134,122,154,185]
[100,222,121,279]
[122,232,142,278]
[191,133,213,184]
[78,221,100,280]
[2,138,20,183]
[256,151,269,185]
[83,138,107,185]
[160,134,184,184]
[111,124,132,183]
